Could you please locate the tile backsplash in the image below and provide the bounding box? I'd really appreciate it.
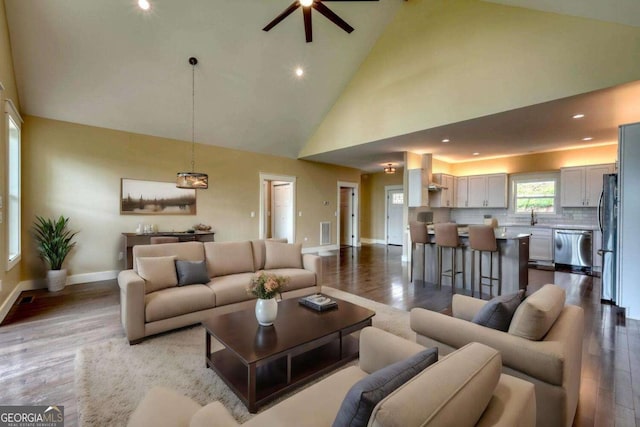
[449,207,598,227]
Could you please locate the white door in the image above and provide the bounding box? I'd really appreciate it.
[467,176,486,207]
[456,176,468,207]
[560,167,585,207]
[272,183,292,242]
[486,174,508,208]
[340,187,353,246]
[387,189,404,245]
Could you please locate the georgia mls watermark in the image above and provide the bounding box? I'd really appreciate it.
[0,406,64,427]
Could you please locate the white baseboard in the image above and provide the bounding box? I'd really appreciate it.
[361,238,386,245]
[302,244,339,255]
[0,270,119,324]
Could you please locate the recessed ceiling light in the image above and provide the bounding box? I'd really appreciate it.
[295,67,304,77]
[442,138,450,143]
[582,137,593,141]
[572,114,585,119]
[138,0,150,10]
[472,152,480,156]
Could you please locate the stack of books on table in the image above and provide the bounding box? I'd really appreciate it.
[299,294,338,312]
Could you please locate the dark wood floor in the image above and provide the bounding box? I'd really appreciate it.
[0,244,637,426]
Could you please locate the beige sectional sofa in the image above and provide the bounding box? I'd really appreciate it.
[410,284,584,427]
[128,327,536,427]
[118,239,322,343]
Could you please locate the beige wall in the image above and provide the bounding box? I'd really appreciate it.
[361,169,403,240]
[300,0,640,157]
[20,116,360,281]
[450,143,618,176]
[0,0,21,313]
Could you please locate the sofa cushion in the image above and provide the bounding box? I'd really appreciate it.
[261,268,316,291]
[137,256,178,293]
[208,272,257,306]
[333,347,438,427]
[472,290,524,332]
[251,239,288,271]
[204,241,255,278]
[370,342,501,427]
[509,284,566,340]
[144,285,216,322]
[132,241,204,273]
[264,241,302,269]
[175,260,210,286]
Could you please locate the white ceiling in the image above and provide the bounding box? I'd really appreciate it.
[5,0,640,169]
[5,0,401,158]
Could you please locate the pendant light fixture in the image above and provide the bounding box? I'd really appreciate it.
[177,57,208,189]
[384,163,396,174]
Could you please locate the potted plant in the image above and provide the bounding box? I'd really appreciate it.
[33,215,78,292]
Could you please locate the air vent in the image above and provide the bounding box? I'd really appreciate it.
[19,296,34,305]
[320,222,331,246]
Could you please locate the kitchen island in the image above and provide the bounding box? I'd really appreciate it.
[410,229,530,295]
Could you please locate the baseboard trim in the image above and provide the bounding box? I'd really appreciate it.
[0,270,119,324]
[361,238,386,245]
[302,244,339,254]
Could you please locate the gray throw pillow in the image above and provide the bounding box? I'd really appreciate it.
[332,347,438,427]
[471,290,525,331]
[175,260,210,286]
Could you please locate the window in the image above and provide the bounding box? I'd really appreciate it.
[392,192,404,205]
[6,99,22,270]
[512,173,559,214]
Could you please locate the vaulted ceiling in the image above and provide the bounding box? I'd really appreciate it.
[5,0,640,169]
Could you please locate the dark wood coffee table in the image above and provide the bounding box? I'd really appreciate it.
[202,296,375,413]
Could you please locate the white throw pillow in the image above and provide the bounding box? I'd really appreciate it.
[137,255,178,293]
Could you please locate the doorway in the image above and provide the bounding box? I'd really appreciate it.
[259,173,296,243]
[385,185,404,246]
[337,181,359,247]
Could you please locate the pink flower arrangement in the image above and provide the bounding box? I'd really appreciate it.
[248,272,288,299]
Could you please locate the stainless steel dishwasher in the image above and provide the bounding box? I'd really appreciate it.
[553,229,593,268]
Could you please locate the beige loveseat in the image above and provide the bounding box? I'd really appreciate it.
[128,327,536,427]
[118,239,322,344]
[410,284,584,427]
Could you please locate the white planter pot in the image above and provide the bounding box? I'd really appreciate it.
[255,298,278,326]
[47,269,67,292]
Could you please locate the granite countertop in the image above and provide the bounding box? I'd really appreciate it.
[501,223,598,231]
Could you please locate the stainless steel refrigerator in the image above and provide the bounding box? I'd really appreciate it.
[599,173,618,303]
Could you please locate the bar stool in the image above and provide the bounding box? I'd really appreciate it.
[150,236,179,244]
[409,222,430,283]
[435,223,466,292]
[468,225,501,299]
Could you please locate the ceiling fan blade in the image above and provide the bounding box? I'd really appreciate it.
[313,2,354,34]
[263,1,301,32]
[303,7,313,43]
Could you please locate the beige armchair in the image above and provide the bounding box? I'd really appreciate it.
[410,285,584,427]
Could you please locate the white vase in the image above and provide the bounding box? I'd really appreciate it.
[255,298,278,326]
[47,269,67,292]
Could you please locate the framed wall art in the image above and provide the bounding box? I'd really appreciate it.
[120,178,196,215]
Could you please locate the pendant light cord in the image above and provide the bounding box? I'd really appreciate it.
[191,60,196,173]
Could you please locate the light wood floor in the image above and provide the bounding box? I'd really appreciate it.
[0,244,637,426]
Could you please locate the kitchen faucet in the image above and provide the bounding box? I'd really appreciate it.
[530,209,537,226]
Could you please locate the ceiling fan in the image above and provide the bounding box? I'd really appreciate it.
[263,0,379,43]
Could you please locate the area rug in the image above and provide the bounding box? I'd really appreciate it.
[75,287,414,426]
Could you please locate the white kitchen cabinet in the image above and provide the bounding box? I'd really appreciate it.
[456,176,468,207]
[505,226,553,262]
[561,164,614,207]
[408,168,428,207]
[430,173,455,208]
[466,174,508,208]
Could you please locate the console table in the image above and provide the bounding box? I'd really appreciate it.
[121,232,215,269]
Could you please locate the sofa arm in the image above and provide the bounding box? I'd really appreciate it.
[410,308,565,386]
[452,294,488,321]
[127,386,202,427]
[118,269,146,344]
[359,327,425,374]
[190,402,239,427]
[303,253,323,285]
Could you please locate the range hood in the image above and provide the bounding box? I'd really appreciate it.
[423,154,447,191]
